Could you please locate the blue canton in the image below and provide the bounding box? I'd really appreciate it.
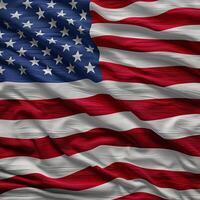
[0,0,101,82]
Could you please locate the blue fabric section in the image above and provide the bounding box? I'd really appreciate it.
[0,0,101,82]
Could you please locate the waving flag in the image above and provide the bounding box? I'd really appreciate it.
[0,0,200,199]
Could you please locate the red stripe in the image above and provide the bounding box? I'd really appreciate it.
[1,162,200,193]
[91,0,156,9]
[101,62,200,86]
[1,128,200,159]
[91,8,200,31]
[0,95,199,120]
[93,36,200,55]
[114,192,166,200]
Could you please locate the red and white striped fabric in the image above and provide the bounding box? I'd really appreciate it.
[1,0,200,199]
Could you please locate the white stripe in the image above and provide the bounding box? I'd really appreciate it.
[91,0,200,19]
[0,146,200,179]
[0,112,200,139]
[99,47,200,68]
[1,179,200,200]
[91,24,200,41]
[0,81,200,100]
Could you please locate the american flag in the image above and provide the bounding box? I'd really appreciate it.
[0,0,200,199]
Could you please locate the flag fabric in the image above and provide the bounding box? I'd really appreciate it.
[0,0,200,199]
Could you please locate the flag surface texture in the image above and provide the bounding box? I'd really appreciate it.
[0,0,200,199]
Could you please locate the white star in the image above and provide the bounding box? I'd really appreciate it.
[85,45,94,53]
[62,43,71,52]
[30,38,38,47]
[57,10,66,17]
[23,0,32,9]
[17,47,27,56]
[11,11,22,19]
[0,31,5,39]
[4,21,10,29]
[78,25,85,34]
[36,8,45,19]
[19,66,27,75]
[54,55,63,65]
[49,18,57,29]
[47,0,56,8]
[35,30,45,36]
[0,66,5,74]
[73,35,82,45]
[80,10,87,20]
[23,20,33,28]
[0,0,7,9]
[85,62,95,73]
[67,64,75,74]
[30,57,39,66]
[6,57,15,65]
[17,30,25,39]
[67,18,74,25]
[42,47,51,56]
[72,51,83,62]
[0,51,3,56]
[43,66,52,75]
[5,39,15,48]
[69,0,77,9]
[47,37,57,44]
[60,27,69,37]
